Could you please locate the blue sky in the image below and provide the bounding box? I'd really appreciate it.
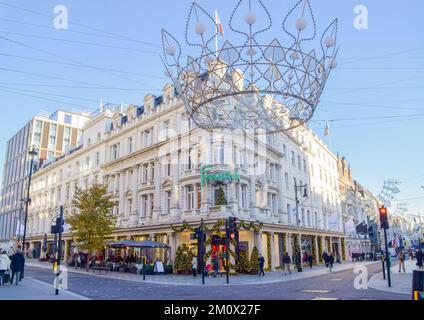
[0,0,423,216]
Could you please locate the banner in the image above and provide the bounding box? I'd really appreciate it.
[14,220,25,237]
[344,217,356,234]
[355,221,367,235]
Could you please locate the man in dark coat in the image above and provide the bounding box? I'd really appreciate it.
[416,248,423,269]
[10,249,25,285]
[258,254,265,276]
[308,254,313,269]
[322,251,329,267]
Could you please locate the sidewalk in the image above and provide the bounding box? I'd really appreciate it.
[26,259,379,286]
[368,259,420,295]
[0,277,89,300]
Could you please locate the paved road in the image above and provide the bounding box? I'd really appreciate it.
[25,262,408,300]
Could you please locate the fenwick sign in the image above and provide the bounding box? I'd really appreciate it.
[200,165,240,187]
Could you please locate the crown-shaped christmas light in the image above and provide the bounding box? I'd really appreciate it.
[161,0,339,133]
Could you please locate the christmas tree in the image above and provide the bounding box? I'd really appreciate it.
[215,185,228,206]
[249,247,260,273]
[236,249,249,273]
[174,244,192,273]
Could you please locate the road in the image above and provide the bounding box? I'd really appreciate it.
[25,262,408,300]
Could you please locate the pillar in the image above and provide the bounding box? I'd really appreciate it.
[286,233,292,258]
[338,237,343,260]
[270,231,275,271]
[329,236,333,254]
[314,235,319,265]
[254,230,263,254]
[322,236,327,253]
[297,233,303,269]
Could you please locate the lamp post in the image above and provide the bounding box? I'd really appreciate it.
[294,181,308,272]
[21,148,38,279]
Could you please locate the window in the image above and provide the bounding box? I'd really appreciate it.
[67,165,71,178]
[301,208,305,226]
[150,162,155,181]
[95,152,100,166]
[141,195,149,216]
[85,156,90,170]
[97,132,101,142]
[291,151,295,166]
[166,155,171,177]
[186,185,194,210]
[128,137,133,154]
[164,120,170,139]
[33,120,42,147]
[197,184,201,209]
[283,144,287,158]
[307,210,311,226]
[241,184,247,209]
[64,114,72,125]
[127,199,132,214]
[285,173,289,191]
[297,155,301,170]
[303,159,307,173]
[287,204,292,223]
[165,191,171,213]
[142,164,148,182]
[187,148,193,170]
[49,124,57,149]
[63,127,71,152]
[214,141,224,164]
[47,151,54,161]
[112,143,119,160]
[314,211,318,228]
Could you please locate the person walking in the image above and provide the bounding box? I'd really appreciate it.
[416,248,423,269]
[191,256,198,277]
[322,251,329,268]
[10,249,25,286]
[212,254,219,277]
[282,252,292,275]
[328,252,334,272]
[398,250,406,273]
[308,254,313,269]
[0,250,11,286]
[258,254,265,277]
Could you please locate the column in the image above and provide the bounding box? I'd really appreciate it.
[270,231,276,271]
[338,237,342,260]
[297,233,303,269]
[314,236,321,264]
[329,236,333,254]
[286,233,292,257]
[254,230,263,254]
[342,238,347,261]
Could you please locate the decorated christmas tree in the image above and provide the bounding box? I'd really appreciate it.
[174,244,192,273]
[236,249,249,274]
[214,185,227,206]
[249,247,260,273]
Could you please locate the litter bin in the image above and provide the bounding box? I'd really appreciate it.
[412,270,424,300]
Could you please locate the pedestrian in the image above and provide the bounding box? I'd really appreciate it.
[398,250,405,273]
[212,254,219,277]
[258,254,265,277]
[336,253,341,264]
[322,251,328,268]
[328,252,334,272]
[282,252,292,275]
[0,250,11,286]
[416,248,423,269]
[191,256,198,277]
[10,248,25,286]
[308,254,313,269]
[76,253,81,269]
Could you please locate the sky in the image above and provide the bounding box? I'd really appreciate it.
[0,0,423,217]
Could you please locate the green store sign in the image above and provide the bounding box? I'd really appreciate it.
[200,165,240,186]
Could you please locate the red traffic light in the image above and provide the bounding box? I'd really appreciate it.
[230,233,236,240]
[379,207,387,215]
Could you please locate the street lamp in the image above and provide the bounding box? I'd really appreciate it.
[294,181,308,272]
[21,148,38,278]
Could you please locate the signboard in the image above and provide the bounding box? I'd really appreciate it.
[200,165,240,186]
[212,235,226,246]
[154,261,165,273]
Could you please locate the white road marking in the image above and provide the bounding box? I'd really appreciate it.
[301,289,332,293]
[310,297,339,300]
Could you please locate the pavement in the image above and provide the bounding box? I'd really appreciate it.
[26,259,379,286]
[368,259,420,296]
[0,276,89,300]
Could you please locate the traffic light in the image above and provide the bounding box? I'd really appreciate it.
[227,217,237,240]
[379,206,389,229]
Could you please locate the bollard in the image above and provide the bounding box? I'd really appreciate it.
[412,270,424,300]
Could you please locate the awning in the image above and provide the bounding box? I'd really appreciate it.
[108,239,168,249]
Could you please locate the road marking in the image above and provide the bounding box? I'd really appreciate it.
[330,278,342,281]
[301,289,332,293]
[310,297,339,300]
